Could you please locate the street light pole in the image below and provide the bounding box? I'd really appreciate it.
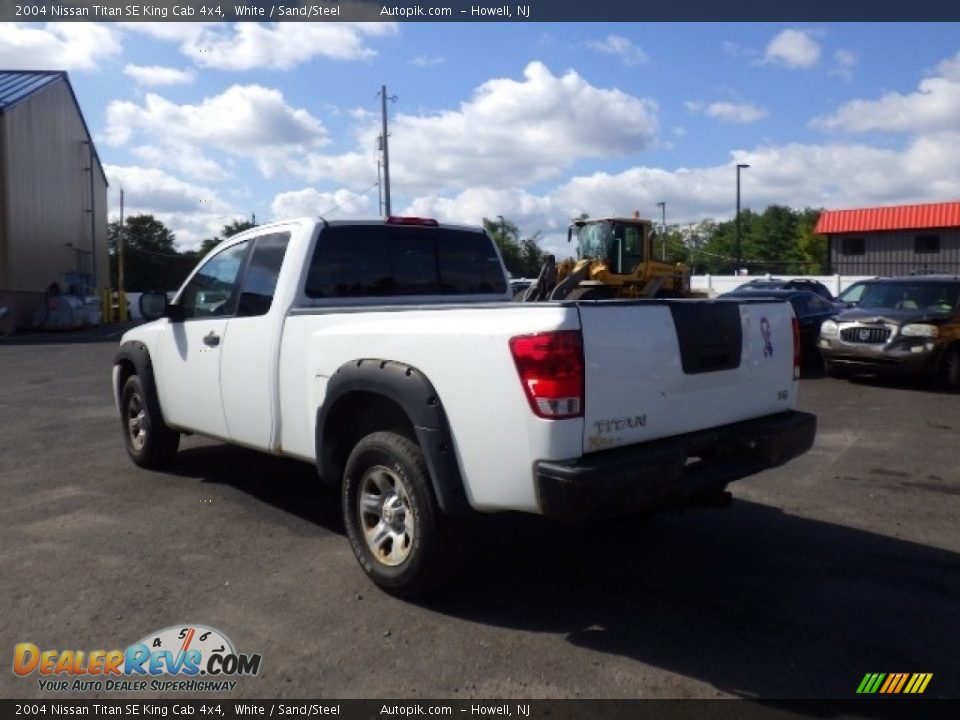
[655,201,666,260]
[735,163,750,274]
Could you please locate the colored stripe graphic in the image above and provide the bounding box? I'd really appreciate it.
[857,673,932,694]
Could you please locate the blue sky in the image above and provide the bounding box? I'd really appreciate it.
[3,21,959,256]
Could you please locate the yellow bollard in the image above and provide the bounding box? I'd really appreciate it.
[101,288,112,322]
[118,290,129,322]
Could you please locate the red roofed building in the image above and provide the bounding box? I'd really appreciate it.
[815,201,960,276]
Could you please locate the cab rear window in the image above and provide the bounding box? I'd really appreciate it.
[305,225,507,298]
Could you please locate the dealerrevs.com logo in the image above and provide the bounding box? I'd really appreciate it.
[13,625,262,692]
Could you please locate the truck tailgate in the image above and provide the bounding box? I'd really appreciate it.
[578,299,797,454]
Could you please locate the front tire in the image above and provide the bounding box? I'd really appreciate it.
[342,431,461,597]
[938,345,960,391]
[120,375,179,468]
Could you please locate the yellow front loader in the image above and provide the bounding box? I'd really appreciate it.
[518,213,695,301]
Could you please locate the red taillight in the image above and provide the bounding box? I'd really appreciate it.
[385,216,439,226]
[792,317,801,380]
[509,330,584,419]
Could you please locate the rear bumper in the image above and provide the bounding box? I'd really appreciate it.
[534,410,816,521]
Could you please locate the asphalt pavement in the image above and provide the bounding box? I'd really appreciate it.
[1,333,957,700]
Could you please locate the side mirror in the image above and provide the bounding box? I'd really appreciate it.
[139,292,168,320]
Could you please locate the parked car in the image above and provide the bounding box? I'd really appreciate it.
[834,279,878,309]
[733,278,834,301]
[721,289,838,365]
[818,276,960,388]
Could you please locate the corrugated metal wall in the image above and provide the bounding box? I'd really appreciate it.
[830,229,960,275]
[0,77,108,295]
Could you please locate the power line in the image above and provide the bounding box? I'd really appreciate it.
[318,180,381,217]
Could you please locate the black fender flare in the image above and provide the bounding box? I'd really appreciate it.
[114,341,168,429]
[316,360,471,519]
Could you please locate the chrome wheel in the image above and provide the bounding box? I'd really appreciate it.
[357,465,415,567]
[126,391,147,452]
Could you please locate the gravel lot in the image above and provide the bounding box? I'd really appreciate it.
[1,327,958,700]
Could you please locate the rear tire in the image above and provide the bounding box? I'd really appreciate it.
[938,345,960,391]
[120,375,179,468]
[342,431,462,597]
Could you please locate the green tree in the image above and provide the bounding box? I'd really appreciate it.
[483,216,546,277]
[193,219,258,259]
[109,214,195,292]
[795,208,827,274]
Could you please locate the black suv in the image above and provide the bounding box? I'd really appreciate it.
[817,276,960,388]
[733,278,834,301]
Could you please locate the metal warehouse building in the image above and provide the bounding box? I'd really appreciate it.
[0,70,108,331]
[816,201,960,277]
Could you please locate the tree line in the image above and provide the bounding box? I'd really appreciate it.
[107,215,254,292]
[108,206,829,292]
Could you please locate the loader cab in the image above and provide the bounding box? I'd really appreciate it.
[569,218,651,275]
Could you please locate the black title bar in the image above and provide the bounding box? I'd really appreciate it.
[1,0,959,22]
[1,700,959,720]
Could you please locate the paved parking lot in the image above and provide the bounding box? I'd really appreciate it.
[1,331,958,699]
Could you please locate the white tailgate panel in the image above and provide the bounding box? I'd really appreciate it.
[578,302,797,455]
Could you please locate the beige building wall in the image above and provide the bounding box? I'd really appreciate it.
[0,77,108,297]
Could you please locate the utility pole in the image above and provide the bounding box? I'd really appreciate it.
[736,163,750,274]
[377,153,383,216]
[379,85,397,216]
[656,201,666,261]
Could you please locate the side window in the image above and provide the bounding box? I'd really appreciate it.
[179,241,249,319]
[809,296,831,313]
[236,232,291,317]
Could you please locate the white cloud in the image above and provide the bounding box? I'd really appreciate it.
[763,29,821,69]
[123,64,195,87]
[934,50,960,80]
[270,188,375,219]
[812,50,960,133]
[395,131,960,259]
[586,35,649,66]
[294,61,659,192]
[180,22,397,70]
[105,85,329,178]
[105,165,240,249]
[686,100,768,124]
[410,55,446,67]
[132,143,230,182]
[829,49,858,82]
[0,23,121,70]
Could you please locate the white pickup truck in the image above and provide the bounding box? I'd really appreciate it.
[114,217,815,596]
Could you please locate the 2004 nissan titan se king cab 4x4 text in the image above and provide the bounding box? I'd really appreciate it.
[113,216,816,597]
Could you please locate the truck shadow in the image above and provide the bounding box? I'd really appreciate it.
[173,444,344,532]
[170,444,959,699]
[432,503,960,699]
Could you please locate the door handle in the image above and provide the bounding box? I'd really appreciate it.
[203,331,221,347]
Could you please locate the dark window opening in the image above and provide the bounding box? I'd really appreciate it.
[305,226,507,298]
[841,237,865,256]
[915,235,941,255]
